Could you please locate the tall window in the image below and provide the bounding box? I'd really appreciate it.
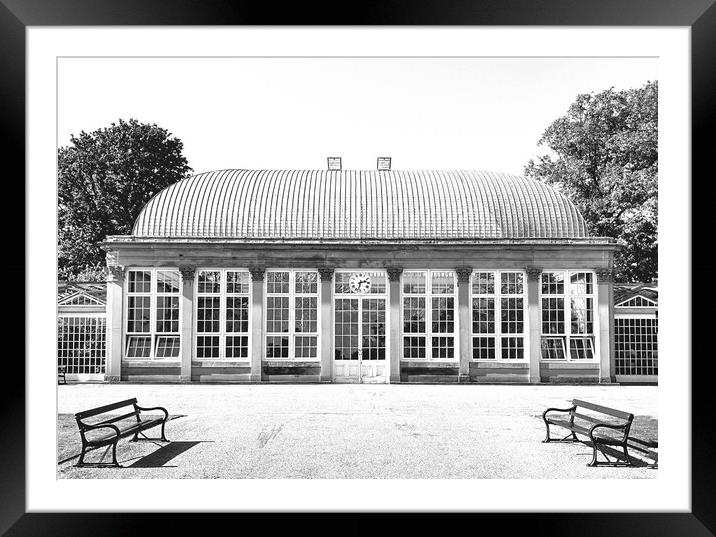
[615,316,658,375]
[126,269,181,359]
[540,271,595,360]
[265,270,319,360]
[195,269,250,359]
[402,270,456,360]
[471,271,526,360]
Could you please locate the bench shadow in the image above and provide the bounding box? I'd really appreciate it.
[126,440,212,468]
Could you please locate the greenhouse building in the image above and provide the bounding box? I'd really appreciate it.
[100,164,621,384]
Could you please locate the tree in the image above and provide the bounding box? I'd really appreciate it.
[58,119,192,279]
[525,81,658,283]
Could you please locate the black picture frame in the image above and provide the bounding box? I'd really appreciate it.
[3,1,711,535]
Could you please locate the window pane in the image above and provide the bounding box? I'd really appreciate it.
[155,336,180,358]
[267,271,290,294]
[431,271,455,294]
[295,272,318,294]
[226,296,249,333]
[127,296,151,333]
[541,337,566,359]
[472,272,494,295]
[569,337,594,359]
[334,273,351,294]
[541,272,564,294]
[366,272,387,294]
[570,297,594,334]
[198,271,221,294]
[295,297,318,333]
[226,271,250,294]
[431,297,454,333]
[501,337,524,359]
[295,336,318,358]
[266,296,289,333]
[128,271,152,293]
[156,296,180,333]
[126,336,152,358]
[541,297,564,334]
[157,270,181,293]
[403,336,426,359]
[196,335,220,358]
[197,296,221,333]
[226,335,249,359]
[266,336,289,358]
[500,297,524,334]
[501,272,524,295]
[472,297,495,334]
[431,336,454,359]
[403,272,426,294]
[473,337,495,359]
[403,297,426,333]
[570,272,593,295]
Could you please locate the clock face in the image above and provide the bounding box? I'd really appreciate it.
[349,272,372,294]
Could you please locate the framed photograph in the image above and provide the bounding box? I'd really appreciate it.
[5,0,711,534]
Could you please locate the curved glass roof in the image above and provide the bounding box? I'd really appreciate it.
[132,169,589,240]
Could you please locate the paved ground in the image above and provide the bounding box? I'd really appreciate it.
[57,383,657,479]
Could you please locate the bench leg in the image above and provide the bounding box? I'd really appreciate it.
[160,421,168,442]
[542,421,552,443]
[76,445,87,467]
[622,444,633,467]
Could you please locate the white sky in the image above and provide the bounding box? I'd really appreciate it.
[58,57,656,176]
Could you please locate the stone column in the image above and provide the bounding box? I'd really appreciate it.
[455,267,472,382]
[105,265,124,383]
[318,266,334,382]
[596,268,614,383]
[249,265,265,382]
[387,266,403,383]
[526,267,542,384]
[178,266,196,383]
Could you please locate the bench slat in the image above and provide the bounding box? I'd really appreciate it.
[85,418,165,444]
[75,398,138,419]
[572,399,633,420]
[97,411,141,425]
[572,412,613,424]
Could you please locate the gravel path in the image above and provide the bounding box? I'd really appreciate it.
[57,383,657,479]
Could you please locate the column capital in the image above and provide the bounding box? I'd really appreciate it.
[455,266,473,283]
[318,266,335,282]
[178,265,196,281]
[386,266,403,282]
[595,268,615,283]
[106,265,125,282]
[248,265,265,282]
[525,267,542,282]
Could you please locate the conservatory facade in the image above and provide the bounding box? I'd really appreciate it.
[101,168,618,384]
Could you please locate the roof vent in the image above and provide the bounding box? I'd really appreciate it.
[377,157,391,171]
[327,157,342,170]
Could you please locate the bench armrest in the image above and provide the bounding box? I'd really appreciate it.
[135,405,169,422]
[542,405,576,421]
[588,422,630,443]
[80,422,121,441]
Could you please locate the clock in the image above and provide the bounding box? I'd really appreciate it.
[349,272,372,294]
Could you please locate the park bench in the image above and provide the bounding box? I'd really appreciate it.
[74,398,169,468]
[542,399,634,467]
[58,366,66,385]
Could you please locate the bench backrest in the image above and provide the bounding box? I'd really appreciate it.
[572,399,633,422]
[75,398,139,421]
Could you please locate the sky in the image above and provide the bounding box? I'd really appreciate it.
[58,57,656,176]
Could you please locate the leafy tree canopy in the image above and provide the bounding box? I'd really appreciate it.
[58,119,191,280]
[525,81,657,283]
